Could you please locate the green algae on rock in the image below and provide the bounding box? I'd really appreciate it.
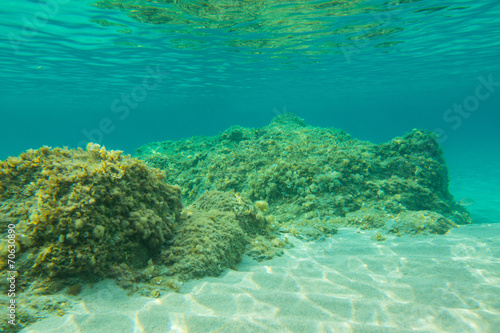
[0,146,288,312]
[161,190,286,280]
[136,113,471,237]
[161,208,248,280]
[0,117,475,330]
[0,114,474,301]
[388,210,458,236]
[0,143,182,285]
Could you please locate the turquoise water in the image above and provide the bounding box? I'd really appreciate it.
[1,0,498,222]
[1,1,500,331]
[1,0,499,154]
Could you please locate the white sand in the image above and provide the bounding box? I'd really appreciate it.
[23,223,500,333]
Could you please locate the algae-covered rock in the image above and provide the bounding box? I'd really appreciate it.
[161,209,248,280]
[0,113,475,308]
[246,234,291,262]
[0,143,182,286]
[389,210,458,235]
[344,207,388,230]
[136,113,471,230]
[342,207,457,236]
[0,147,285,301]
[5,123,470,328]
[161,190,277,279]
[189,190,267,236]
[371,232,387,242]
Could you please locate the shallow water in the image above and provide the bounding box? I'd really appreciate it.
[1,0,499,157]
[447,147,500,224]
[1,0,499,332]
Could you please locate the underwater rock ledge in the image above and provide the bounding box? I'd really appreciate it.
[0,114,472,330]
[137,113,471,237]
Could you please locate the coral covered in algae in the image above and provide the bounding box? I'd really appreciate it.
[0,143,182,286]
[137,113,471,236]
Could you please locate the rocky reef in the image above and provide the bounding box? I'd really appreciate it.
[0,145,280,330]
[0,114,472,330]
[137,113,471,238]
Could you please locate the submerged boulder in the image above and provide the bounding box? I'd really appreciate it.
[161,190,279,280]
[137,113,471,236]
[0,143,182,288]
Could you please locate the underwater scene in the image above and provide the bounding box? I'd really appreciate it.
[1,0,499,332]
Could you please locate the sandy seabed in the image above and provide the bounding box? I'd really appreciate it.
[23,223,500,333]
